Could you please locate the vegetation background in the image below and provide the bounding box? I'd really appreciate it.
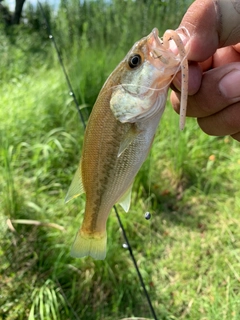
[1,0,240,319]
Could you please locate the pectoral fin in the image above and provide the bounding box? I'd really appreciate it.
[118,125,141,157]
[118,184,133,212]
[65,163,85,203]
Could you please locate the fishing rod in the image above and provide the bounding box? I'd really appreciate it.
[38,2,158,319]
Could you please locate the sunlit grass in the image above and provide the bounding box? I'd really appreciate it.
[1,65,240,319]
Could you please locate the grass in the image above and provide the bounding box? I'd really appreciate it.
[1,1,240,319]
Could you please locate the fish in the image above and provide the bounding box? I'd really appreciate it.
[65,27,189,260]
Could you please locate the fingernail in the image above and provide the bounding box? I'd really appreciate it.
[219,69,240,99]
[168,28,190,55]
[176,27,190,46]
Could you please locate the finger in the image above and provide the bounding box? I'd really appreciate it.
[172,46,240,98]
[217,0,240,47]
[198,101,240,136]
[178,0,240,62]
[233,43,240,53]
[172,46,240,103]
[171,62,240,118]
[231,131,240,142]
[200,57,213,72]
[171,61,202,95]
[212,46,240,68]
[170,90,181,114]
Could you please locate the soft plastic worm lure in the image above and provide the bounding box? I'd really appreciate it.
[162,28,189,130]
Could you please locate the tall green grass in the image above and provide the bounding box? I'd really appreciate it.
[1,0,240,319]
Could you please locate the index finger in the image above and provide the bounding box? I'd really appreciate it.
[179,0,240,62]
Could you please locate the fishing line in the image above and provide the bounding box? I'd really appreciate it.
[38,1,85,129]
[145,149,154,243]
[114,206,157,320]
[38,2,158,320]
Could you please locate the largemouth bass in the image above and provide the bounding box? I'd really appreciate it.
[66,28,188,260]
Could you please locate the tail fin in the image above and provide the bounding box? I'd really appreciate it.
[70,230,107,260]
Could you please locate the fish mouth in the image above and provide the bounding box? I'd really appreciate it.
[147,28,179,71]
[151,28,163,47]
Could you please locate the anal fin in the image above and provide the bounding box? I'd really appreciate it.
[118,184,133,212]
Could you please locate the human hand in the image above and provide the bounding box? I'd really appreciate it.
[171,0,240,141]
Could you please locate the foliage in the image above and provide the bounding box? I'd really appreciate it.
[2,0,240,320]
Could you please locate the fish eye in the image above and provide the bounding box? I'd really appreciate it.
[128,54,142,68]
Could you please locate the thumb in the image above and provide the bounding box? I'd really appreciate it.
[178,0,240,62]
